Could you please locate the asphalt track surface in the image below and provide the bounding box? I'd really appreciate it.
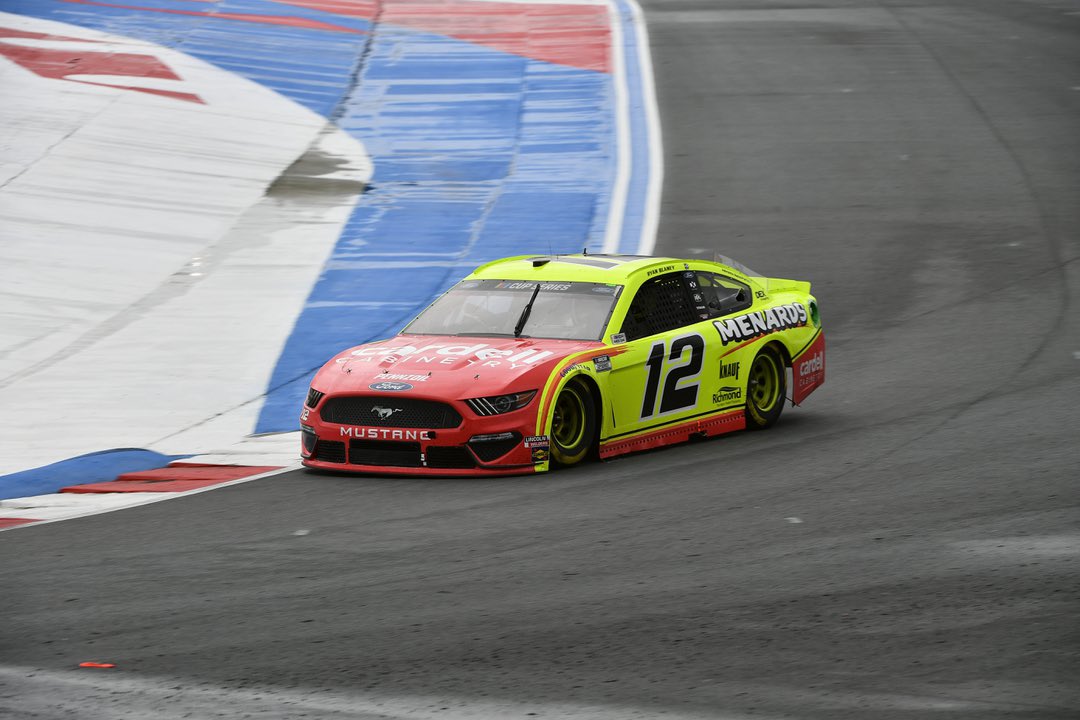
[2,1,1078,718]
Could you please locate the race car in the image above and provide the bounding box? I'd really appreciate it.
[300,254,824,475]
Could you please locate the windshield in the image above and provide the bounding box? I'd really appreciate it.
[403,280,622,341]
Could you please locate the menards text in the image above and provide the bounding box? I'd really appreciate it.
[713,303,808,345]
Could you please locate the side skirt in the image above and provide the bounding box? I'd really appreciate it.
[599,408,745,460]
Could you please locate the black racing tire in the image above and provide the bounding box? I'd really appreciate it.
[550,378,597,467]
[745,345,786,430]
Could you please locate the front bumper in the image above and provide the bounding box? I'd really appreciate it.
[299,399,547,476]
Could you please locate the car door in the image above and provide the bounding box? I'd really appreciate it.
[605,270,711,441]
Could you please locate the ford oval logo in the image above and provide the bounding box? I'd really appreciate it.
[369,381,412,392]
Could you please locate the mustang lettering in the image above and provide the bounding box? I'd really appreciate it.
[341,427,425,441]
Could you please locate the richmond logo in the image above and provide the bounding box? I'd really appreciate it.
[712,386,742,404]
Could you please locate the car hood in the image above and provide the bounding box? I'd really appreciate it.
[312,334,604,399]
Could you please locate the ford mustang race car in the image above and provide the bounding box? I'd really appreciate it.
[300,254,824,475]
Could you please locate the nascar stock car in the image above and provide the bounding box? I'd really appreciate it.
[300,254,825,475]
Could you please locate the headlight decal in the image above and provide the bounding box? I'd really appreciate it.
[465,390,536,416]
[305,387,325,408]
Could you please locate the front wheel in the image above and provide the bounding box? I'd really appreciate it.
[745,346,786,430]
[550,379,597,466]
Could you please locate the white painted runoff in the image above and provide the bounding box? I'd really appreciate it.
[0,12,371,475]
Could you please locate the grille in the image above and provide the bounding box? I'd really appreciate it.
[313,440,346,463]
[321,396,461,428]
[468,433,522,462]
[348,440,422,467]
[306,387,325,408]
[426,446,476,469]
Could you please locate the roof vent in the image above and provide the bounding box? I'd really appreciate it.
[532,257,551,267]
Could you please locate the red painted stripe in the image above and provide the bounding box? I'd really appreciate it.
[79,82,205,104]
[273,0,611,72]
[272,0,380,17]
[0,43,181,81]
[61,479,239,493]
[60,464,281,493]
[33,0,608,71]
[0,29,205,103]
[0,518,39,529]
[117,465,280,481]
[393,2,611,73]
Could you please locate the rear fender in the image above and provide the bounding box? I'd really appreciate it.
[791,331,825,405]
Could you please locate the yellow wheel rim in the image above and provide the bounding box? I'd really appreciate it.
[552,386,586,449]
[749,352,781,413]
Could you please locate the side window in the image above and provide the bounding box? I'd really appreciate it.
[694,272,752,318]
[621,273,699,341]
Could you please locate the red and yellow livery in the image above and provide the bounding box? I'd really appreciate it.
[301,254,824,475]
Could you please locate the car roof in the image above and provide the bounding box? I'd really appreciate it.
[469,254,706,283]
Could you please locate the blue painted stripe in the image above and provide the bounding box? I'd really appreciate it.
[612,0,656,255]
[0,449,190,501]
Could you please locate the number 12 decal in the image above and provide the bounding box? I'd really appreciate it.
[641,333,705,418]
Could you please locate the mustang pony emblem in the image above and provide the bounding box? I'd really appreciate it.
[372,406,402,420]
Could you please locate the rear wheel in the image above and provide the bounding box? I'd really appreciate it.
[746,346,786,430]
[550,379,596,466]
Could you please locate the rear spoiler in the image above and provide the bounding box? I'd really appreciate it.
[764,278,812,296]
